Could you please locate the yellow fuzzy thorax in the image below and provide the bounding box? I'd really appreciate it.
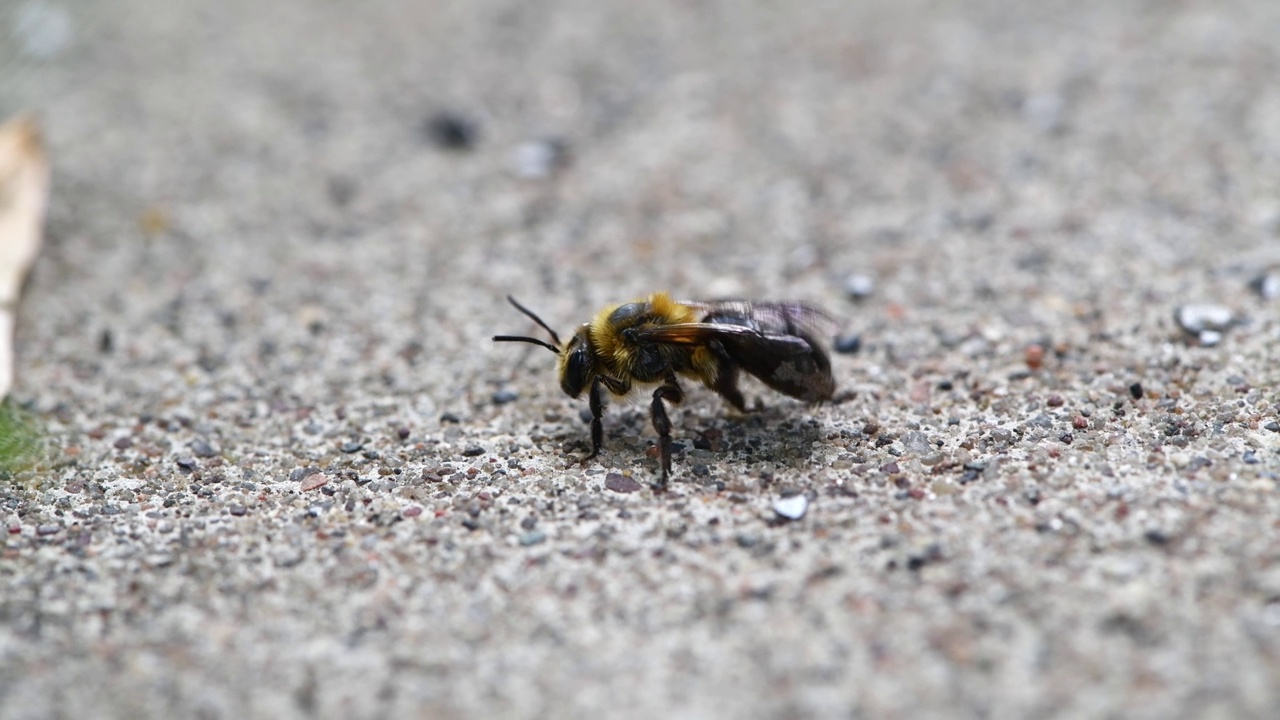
[582,292,718,391]
[588,292,696,364]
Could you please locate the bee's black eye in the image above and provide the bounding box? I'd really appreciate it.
[559,342,591,398]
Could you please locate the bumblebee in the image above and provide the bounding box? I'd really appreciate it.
[493,292,835,488]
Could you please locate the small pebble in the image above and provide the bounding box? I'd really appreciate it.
[519,531,547,546]
[605,473,642,493]
[1072,416,1089,430]
[773,494,809,520]
[192,440,217,458]
[341,441,364,454]
[843,273,875,300]
[176,457,197,471]
[228,505,247,517]
[834,333,862,354]
[403,506,423,518]
[461,446,485,457]
[1046,395,1064,407]
[424,112,477,150]
[1129,382,1144,400]
[36,524,61,537]
[492,389,519,405]
[440,413,461,424]
[1249,271,1280,300]
[113,437,132,450]
[1175,304,1234,345]
[512,139,569,179]
[1263,421,1280,433]
[1024,344,1045,370]
[300,472,329,492]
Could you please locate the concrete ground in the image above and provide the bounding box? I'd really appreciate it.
[3,0,1280,717]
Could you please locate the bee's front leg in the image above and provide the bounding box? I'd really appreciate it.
[649,376,685,489]
[582,378,604,463]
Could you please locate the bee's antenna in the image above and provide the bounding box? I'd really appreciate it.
[493,335,560,354]
[504,295,562,346]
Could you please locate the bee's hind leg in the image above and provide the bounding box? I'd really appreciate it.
[709,358,747,412]
[650,376,685,489]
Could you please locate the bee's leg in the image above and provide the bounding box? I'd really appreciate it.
[650,377,685,489]
[583,378,605,462]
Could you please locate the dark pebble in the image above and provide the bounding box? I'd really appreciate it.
[736,533,761,548]
[579,408,594,424]
[362,450,380,460]
[691,464,710,477]
[440,413,461,424]
[461,518,481,531]
[229,505,247,517]
[492,389,519,405]
[327,175,358,207]
[424,112,477,150]
[341,441,364,454]
[461,446,485,457]
[834,333,862,354]
[1265,421,1280,433]
[605,473,642,493]
[397,426,411,440]
[1128,382,1143,400]
[98,329,113,354]
[113,437,132,450]
[1243,451,1259,465]
[1046,394,1064,407]
[937,380,954,391]
[693,436,712,450]
[36,524,61,536]
[520,515,537,531]
[1143,529,1169,545]
[192,440,218,458]
[176,457,198,471]
[880,461,900,475]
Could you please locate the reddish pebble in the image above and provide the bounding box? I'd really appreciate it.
[1025,344,1045,370]
[1046,395,1064,407]
[605,473,642,493]
[299,472,329,491]
[1073,416,1089,430]
[403,506,423,518]
[908,487,926,500]
[7,525,20,535]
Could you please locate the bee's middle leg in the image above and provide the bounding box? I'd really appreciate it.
[650,376,685,488]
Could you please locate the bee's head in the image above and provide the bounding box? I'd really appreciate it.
[556,328,594,398]
[493,296,594,398]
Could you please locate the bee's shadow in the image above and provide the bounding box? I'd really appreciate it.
[609,400,825,467]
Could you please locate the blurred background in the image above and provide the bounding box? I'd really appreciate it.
[6,0,1279,418]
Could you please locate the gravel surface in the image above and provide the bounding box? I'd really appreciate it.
[3,1,1280,718]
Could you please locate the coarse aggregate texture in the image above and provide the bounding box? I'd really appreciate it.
[3,0,1280,718]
